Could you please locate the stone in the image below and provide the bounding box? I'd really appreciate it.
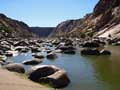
[27,65,70,88]
[3,63,25,73]
[46,53,57,60]
[5,52,13,57]
[23,59,42,65]
[100,50,111,55]
[39,70,70,88]
[81,49,100,55]
[31,47,41,53]
[32,54,45,59]
[27,65,59,82]
[63,50,76,54]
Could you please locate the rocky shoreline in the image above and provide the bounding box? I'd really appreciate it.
[0,36,120,88]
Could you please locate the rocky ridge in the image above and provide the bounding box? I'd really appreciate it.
[0,14,36,38]
[51,0,120,38]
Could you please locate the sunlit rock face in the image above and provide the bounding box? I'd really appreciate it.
[0,13,35,38]
[51,0,120,38]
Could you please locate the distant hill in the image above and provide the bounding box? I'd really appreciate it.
[51,0,120,38]
[0,13,54,38]
[30,27,55,37]
[0,13,35,38]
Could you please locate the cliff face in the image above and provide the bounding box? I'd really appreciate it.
[0,14,35,38]
[30,27,55,37]
[52,0,120,38]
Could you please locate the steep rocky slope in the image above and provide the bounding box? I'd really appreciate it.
[0,14,35,38]
[30,27,54,37]
[52,0,120,38]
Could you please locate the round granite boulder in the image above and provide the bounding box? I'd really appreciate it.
[46,52,57,60]
[23,59,42,65]
[27,65,70,88]
[39,69,70,88]
[81,49,100,55]
[3,63,25,73]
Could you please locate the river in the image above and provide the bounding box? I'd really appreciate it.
[6,46,120,90]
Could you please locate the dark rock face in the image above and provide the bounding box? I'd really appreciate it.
[27,65,70,88]
[0,14,7,18]
[30,27,55,37]
[93,0,113,17]
[3,63,25,73]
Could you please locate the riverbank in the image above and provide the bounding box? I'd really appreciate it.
[0,68,51,90]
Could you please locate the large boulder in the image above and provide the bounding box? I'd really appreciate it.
[27,65,70,88]
[21,48,29,53]
[63,50,76,54]
[100,50,111,55]
[81,49,111,55]
[22,59,42,65]
[82,42,100,48]
[46,52,57,60]
[39,69,70,88]
[31,47,41,53]
[81,49,100,55]
[3,63,25,73]
[27,65,59,82]
[32,54,45,59]
[56,46,75,51]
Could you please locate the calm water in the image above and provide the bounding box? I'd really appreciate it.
[7,46,120,90]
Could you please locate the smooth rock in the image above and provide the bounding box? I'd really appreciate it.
[3,63,25,73]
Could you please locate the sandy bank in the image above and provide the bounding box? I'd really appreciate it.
[0,68,51,90]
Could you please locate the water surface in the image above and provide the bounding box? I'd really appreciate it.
[7,46,120,90]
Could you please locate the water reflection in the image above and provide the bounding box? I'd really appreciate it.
[6,46,120,90]
[82,46,120,90]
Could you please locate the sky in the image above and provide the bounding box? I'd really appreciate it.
[0,0,99,27]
